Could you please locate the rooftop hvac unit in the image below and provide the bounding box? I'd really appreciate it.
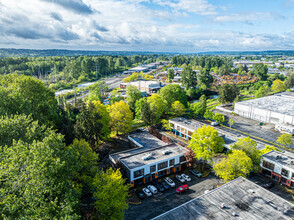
[220,203,226,209]
[291,161,294,165]
[142,153,153,161]
[162,150,172,155]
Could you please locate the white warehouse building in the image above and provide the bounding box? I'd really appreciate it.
[234,92,294,133]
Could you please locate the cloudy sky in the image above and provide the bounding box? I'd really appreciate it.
[1,0,294,52]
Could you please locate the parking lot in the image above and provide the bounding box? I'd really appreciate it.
[125,172,224,220]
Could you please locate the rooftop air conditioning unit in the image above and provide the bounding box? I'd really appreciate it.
[220,203,225,209]
[142,153,153,161]
[162,150,172,155]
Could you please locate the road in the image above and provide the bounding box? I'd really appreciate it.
[66,74,127,105]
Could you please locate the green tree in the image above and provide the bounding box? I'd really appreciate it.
[198,95,207,117]
[197,68,213,89]
[0,114,51,148]
[231,137,260,172]
[0,74,59,127]
[272,79,286,93]
[167,68,175,82]
[159,84,187,111]
[218,83,240,104]
[86,81,109,102]
[188,125,224,169]
[0,132,81,219]
[171,101,186,116]
[228,118,235,128]
[253,63,268,80]
[285,74,294,89]
[181,66,197,89]
[213,113,225,124]
[255,85,270,98]
[141,99,155,126]
[126,85,141,112]
[75,102,104,148]
[204,110,215,120]
[69,139,99,187]
[92,168,129,220]
[147,94,165,123]
[277,133,293,146]
[108,100,133,135]
[213,150,253,182]
[135,97,147,120]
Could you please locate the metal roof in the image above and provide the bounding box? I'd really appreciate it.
[153,177,294,220]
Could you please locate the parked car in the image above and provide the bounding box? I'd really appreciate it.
[162,181,171,190]
[211,121,219,126]
[176,174,185,183]
[189,169,202,177]
[263,182,275,189]
[135,189,146,199]
[155,182,165,192]
[176,184,189,194]
[147,185,158,194]
[142,187,152,197]
[181,174,191,182]
[165,177,176,187]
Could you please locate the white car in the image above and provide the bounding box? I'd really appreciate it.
[165,177,176,187]
[181,174,191,182]
[142,187,152,197]
[176,174,185,183]
[147,185,158,194]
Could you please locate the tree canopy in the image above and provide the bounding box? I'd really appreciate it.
[218,83,239,104]
[126,85,141,112]
[188,125,225,163]
[159,84,187,111]
[0,74,59,127]
[108,100,133,135]
[181,66,197,89]
[213,150,253,182]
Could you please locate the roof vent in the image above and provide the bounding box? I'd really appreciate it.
[162,150,172,155]
[276,155,281,159]
[142,153,153,161]
[220,203,226,209]
[232,212,237,217]
[291,161,294,165]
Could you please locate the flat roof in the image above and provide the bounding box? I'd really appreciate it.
[169,117,265,150]
[235,93,294,117]
[110,132,167,162]
[153,177,294,220]
[262,150,294,169]
[120,144,187,170]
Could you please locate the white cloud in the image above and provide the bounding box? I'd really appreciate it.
[0,0,293,52]
[212,12,284,23]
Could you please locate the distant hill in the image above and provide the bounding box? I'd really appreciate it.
[1,48,294,57]
[0,48,174,57]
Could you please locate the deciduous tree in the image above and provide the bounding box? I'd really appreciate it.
[92,168,129,220]
[213,150,253,182]
[126,85,141,112]
[159,84,187,111]
[171,101,186,117]
[188,125,224,167]
[108,100,133,135]
[277,133,293,146]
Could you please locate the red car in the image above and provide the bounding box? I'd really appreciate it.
[176,184,189,194]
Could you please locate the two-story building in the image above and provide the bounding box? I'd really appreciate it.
[109,131,188,187]
[260,150,294,188]
[169,117,265,150]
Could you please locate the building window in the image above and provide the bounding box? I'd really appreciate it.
[262,160,274,170]
[180,156,186,163]
[281,168,289,177]
[134,169,144,178]
[169,159,175,166]
[158,161,168,170]
[150,165,156,173]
